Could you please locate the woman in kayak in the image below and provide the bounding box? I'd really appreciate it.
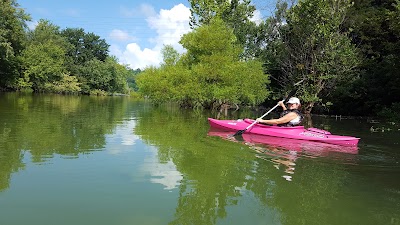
[256,97,304,127]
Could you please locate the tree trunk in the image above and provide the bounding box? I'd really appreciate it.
[304,101,314,115]
[304,113,313,128]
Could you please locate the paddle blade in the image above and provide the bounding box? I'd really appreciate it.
[233,129,246,136]
[283,89,297,104]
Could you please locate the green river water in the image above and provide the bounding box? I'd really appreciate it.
[0,93,399,225]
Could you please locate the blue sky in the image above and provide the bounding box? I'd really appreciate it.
[18,0,268,69]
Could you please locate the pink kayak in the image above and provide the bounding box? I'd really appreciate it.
[208,118,360,146]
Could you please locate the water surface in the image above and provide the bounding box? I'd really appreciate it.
[0,93,399,225]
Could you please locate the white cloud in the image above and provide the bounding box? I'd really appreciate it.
[111,43,161,69]
[251,9,263,25]
[109,29,137,42]
[147,3,191,52]
[64,8,80,17]
[27,20,39,30]
[120,3,156,18]
[110,4,191,70]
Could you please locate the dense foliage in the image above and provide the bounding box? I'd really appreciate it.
[136,19,269,109]
[327,0,400,117]
[0,1,133,95]
[0,0,29,90]
[188,0,265,59]
[263,0,360,114]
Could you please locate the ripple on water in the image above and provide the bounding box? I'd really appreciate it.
[354,144,400,171]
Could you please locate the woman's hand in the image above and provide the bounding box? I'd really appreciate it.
[278,100,287,110]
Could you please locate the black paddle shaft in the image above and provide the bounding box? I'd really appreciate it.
[283,89,297,104]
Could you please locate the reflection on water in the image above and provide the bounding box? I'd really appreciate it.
[0,93,399,225]
[105,118,139,154]
[142,146,183,190]
[253,146,297,181]
[208,128,360,182]
[0,93,129,191]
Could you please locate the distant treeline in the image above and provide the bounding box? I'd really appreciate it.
[0,0,140,95]
[1,0,399,119]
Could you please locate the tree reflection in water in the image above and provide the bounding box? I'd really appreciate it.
[0,93,128,191]
[135,107,361,225]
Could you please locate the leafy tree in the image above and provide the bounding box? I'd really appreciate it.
[137,19,269,109]
[265,0,360,114]
[136,66,178,104]
[328,0,400,116]
[61,28,110,83]
[1,1,132,95]
[79,59,113,93]
[21,41,67,91]
[26,20,67,46]
[188,0,265,59]
[42,73,81,94]
[78,57,129,94]
[137,47,188,104]
[61,28,109,65]
[0,0,30,89]
[127,68,141,92]
[20,20,69,92]
[189,0,255,28]
[107,56,130,94]
[161,45,180,66]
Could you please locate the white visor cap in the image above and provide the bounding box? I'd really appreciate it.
[287,97,300,104]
